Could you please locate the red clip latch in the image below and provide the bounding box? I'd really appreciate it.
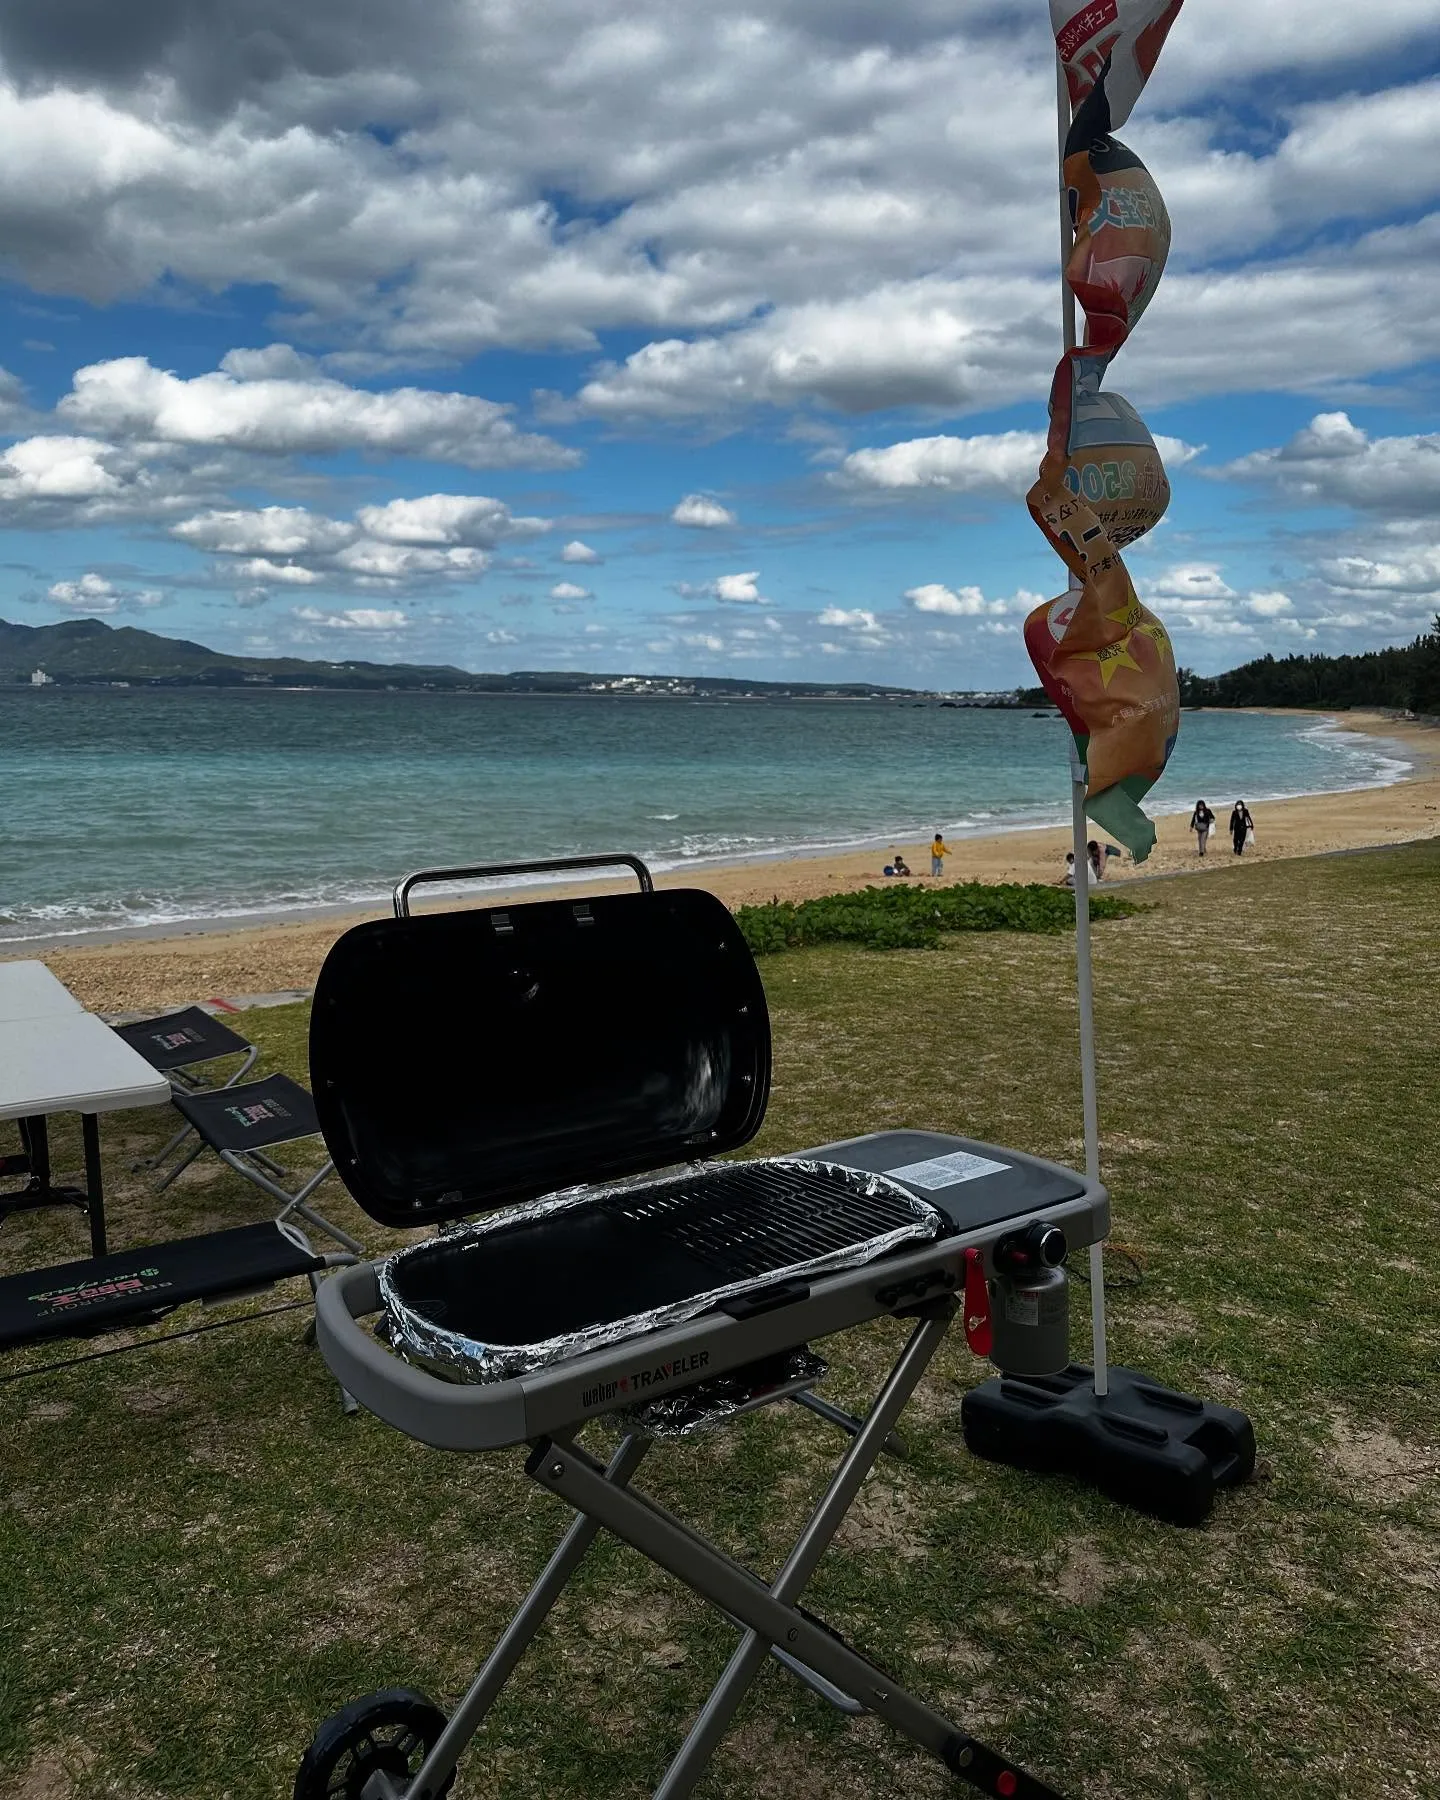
[963,1248,992,1357]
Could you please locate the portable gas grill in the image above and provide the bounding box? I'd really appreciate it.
[300,856,1106,1800]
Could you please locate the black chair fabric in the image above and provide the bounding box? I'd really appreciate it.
[114,1006,252,1071]
[0,1222,323,1348]
[173,1074,322,1153]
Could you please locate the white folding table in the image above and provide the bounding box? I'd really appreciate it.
[0,963,172,1256]
[0,960,84,1024]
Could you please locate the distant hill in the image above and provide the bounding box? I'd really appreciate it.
[0,615,917,699]
[24,611,1430,712]
[1,615,478,690]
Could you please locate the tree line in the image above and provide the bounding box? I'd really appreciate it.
[1020,615,1440,715]
[1177,614,1440,715]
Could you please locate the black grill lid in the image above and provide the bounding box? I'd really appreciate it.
[309,885,771,1227]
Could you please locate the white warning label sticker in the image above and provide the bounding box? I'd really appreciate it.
[1004,1286,1040,1327]
[885,1149,1009,1190]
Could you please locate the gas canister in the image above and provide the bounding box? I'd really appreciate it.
[988,1222,1070,1377]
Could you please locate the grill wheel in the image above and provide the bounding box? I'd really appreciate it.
[293,1688,453,1800]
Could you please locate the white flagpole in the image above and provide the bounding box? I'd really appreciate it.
[1057,51,1110,1398]
[1056,54,1079,355]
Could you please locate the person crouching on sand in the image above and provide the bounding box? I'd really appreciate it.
[930,831,950,877]
[1189,799,1215,856]
[1230,800,1254,855]
[892,850,911,877]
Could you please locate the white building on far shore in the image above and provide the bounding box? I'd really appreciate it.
[30,668,54,686]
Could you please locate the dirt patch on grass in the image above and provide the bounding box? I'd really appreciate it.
[583,1593,674,1645]
[1327,1410,1438,1502]
[1376,1522,1440,1588]
[834,1471,929,1561]
[718,1713,897,1800]
[1054,1537,1120,1606]
[1123,1298,1201,1347]
[122,1382,186,1416]
[912,1630,994,1680]
[13,1745,95,1800]
[288,1537,462,1653]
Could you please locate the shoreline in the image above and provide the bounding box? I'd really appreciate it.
[3,707,1424,953]
[10,708,1439,1013]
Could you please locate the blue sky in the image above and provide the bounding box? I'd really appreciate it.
[1,0,1438,688]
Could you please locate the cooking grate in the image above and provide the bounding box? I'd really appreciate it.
[599,1161,928,1283]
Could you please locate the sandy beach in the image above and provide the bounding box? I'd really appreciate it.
[12,709,1439,1014]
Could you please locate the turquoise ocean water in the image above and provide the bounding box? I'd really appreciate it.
[2,688,1411,944]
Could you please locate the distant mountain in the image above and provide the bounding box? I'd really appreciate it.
[1,615,474,689]
[0,615,918,698]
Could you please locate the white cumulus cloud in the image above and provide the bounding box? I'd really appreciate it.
[837,429,1202,494]
[1246,590,1295,617]
[904,583,1009,617]
[293,605,408,631]
[714,570,763,604]
[47,571,117,612]
[817,606,880,630]
[838,432,1046,495]
[563,277,1048,421]
[0,434,121,498]
[172,506,355,556]
[233,558,323,585]
[168,493,552,596]
[355,494,549,545]
[560,539,601,563]
[1218,412,1440,515]
[58,355,579,469]
[43,570,169,615]
[1149,564,1237,600]
[549,581,592,600]
[334,541,488,580]
[671,494,737,528]
[1320,545,1440,595]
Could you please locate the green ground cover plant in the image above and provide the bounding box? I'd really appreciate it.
[1,842,1436,1798]
[735,880,1137,953]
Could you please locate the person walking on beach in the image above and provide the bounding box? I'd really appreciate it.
[1229,800,1254,855]
[1189,799,1215,856]
[930,831,951,878]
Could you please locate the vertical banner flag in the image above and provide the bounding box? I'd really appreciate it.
[1024,1,1185,861]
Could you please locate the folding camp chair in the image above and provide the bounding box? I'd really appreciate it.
[0,1018,360,1403]
[167,1073,365,1255]
[111,1006,261,1183]
[0,1217,358,1389]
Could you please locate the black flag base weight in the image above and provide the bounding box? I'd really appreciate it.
[961,1364,1256,1527]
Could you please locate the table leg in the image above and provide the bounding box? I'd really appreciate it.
[1,1117,34,1180]
[0,1116,47,1202]
[82,1114,107,1257]
[23,1115,50,1186]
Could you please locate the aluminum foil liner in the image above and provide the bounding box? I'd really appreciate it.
[377,1158,941,1385]
[616,1346,829,1439]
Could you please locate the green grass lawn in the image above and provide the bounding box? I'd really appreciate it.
[2,844,1437,1799]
